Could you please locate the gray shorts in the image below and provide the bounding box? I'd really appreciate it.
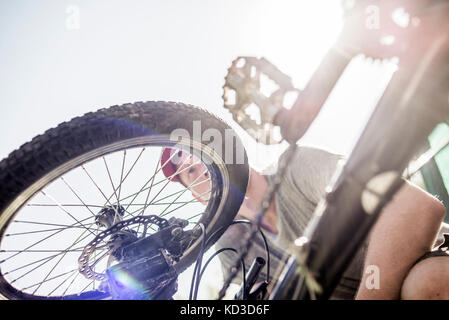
[412,233,449,267]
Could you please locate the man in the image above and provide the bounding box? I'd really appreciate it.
[161,146,449,299]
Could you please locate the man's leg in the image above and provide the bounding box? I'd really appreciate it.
[401,255,449,299]
[356,181,446,299]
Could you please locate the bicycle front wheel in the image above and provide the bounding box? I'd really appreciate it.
[0,101,249,299]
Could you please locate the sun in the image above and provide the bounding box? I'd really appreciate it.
[256,0,344,89]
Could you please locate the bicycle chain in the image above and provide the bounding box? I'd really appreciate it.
[78,215,170,281]
[217,143,298,300]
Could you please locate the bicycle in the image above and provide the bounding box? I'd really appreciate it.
[220,0,449,300]
[0,101,251,299]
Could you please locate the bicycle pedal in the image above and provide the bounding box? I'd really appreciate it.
[222,56,300,144]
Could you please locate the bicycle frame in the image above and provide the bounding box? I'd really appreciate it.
[270,1,449,299]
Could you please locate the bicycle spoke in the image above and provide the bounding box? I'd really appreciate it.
[79,279,96,295]
[62,243,106,296]
[26,204,104,208]
[160,189,212,219]
[2,244,90,279]
[124,160,207,219]
[126,180,207,217]
[122,148,191,213]
[60,177,97,217]
[187,212,205,222]
[26,201,201,208]
[81,165,114,208]
[6,222,96,286]
[3,208,103,295]
[40,190,96,237]
[1,249,84,253]
[31,221,99,295]
[2,252,62,277]
[11,224,96,287]
[5,226,97,237]
[130,177,210,217]
[0,215,95,264]
[138,188,200,208]
[118,155,200,211]
[23,268,79,292]
[104,148,146,207]
[87,248,112,270]
[136,150,162,234]
[158,167,211,217]
[103,156,120,204]
[62,269,83,296]
[92,226,100,291]
[9,250,74,286]
[12,219,97,230]
[48,268,79,296]
[143,149,163,210]
[117,150,127,202]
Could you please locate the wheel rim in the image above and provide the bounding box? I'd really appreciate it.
[0,136,230,299]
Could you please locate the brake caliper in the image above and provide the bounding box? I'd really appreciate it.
[78,207,197,299]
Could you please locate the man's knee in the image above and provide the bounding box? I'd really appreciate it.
[401,256,449,299]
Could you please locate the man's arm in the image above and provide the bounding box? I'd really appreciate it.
[356,181,446,299]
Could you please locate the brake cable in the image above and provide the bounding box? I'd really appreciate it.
[217,143,298,300]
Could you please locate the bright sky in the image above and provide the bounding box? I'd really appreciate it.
[0,0,397,299]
